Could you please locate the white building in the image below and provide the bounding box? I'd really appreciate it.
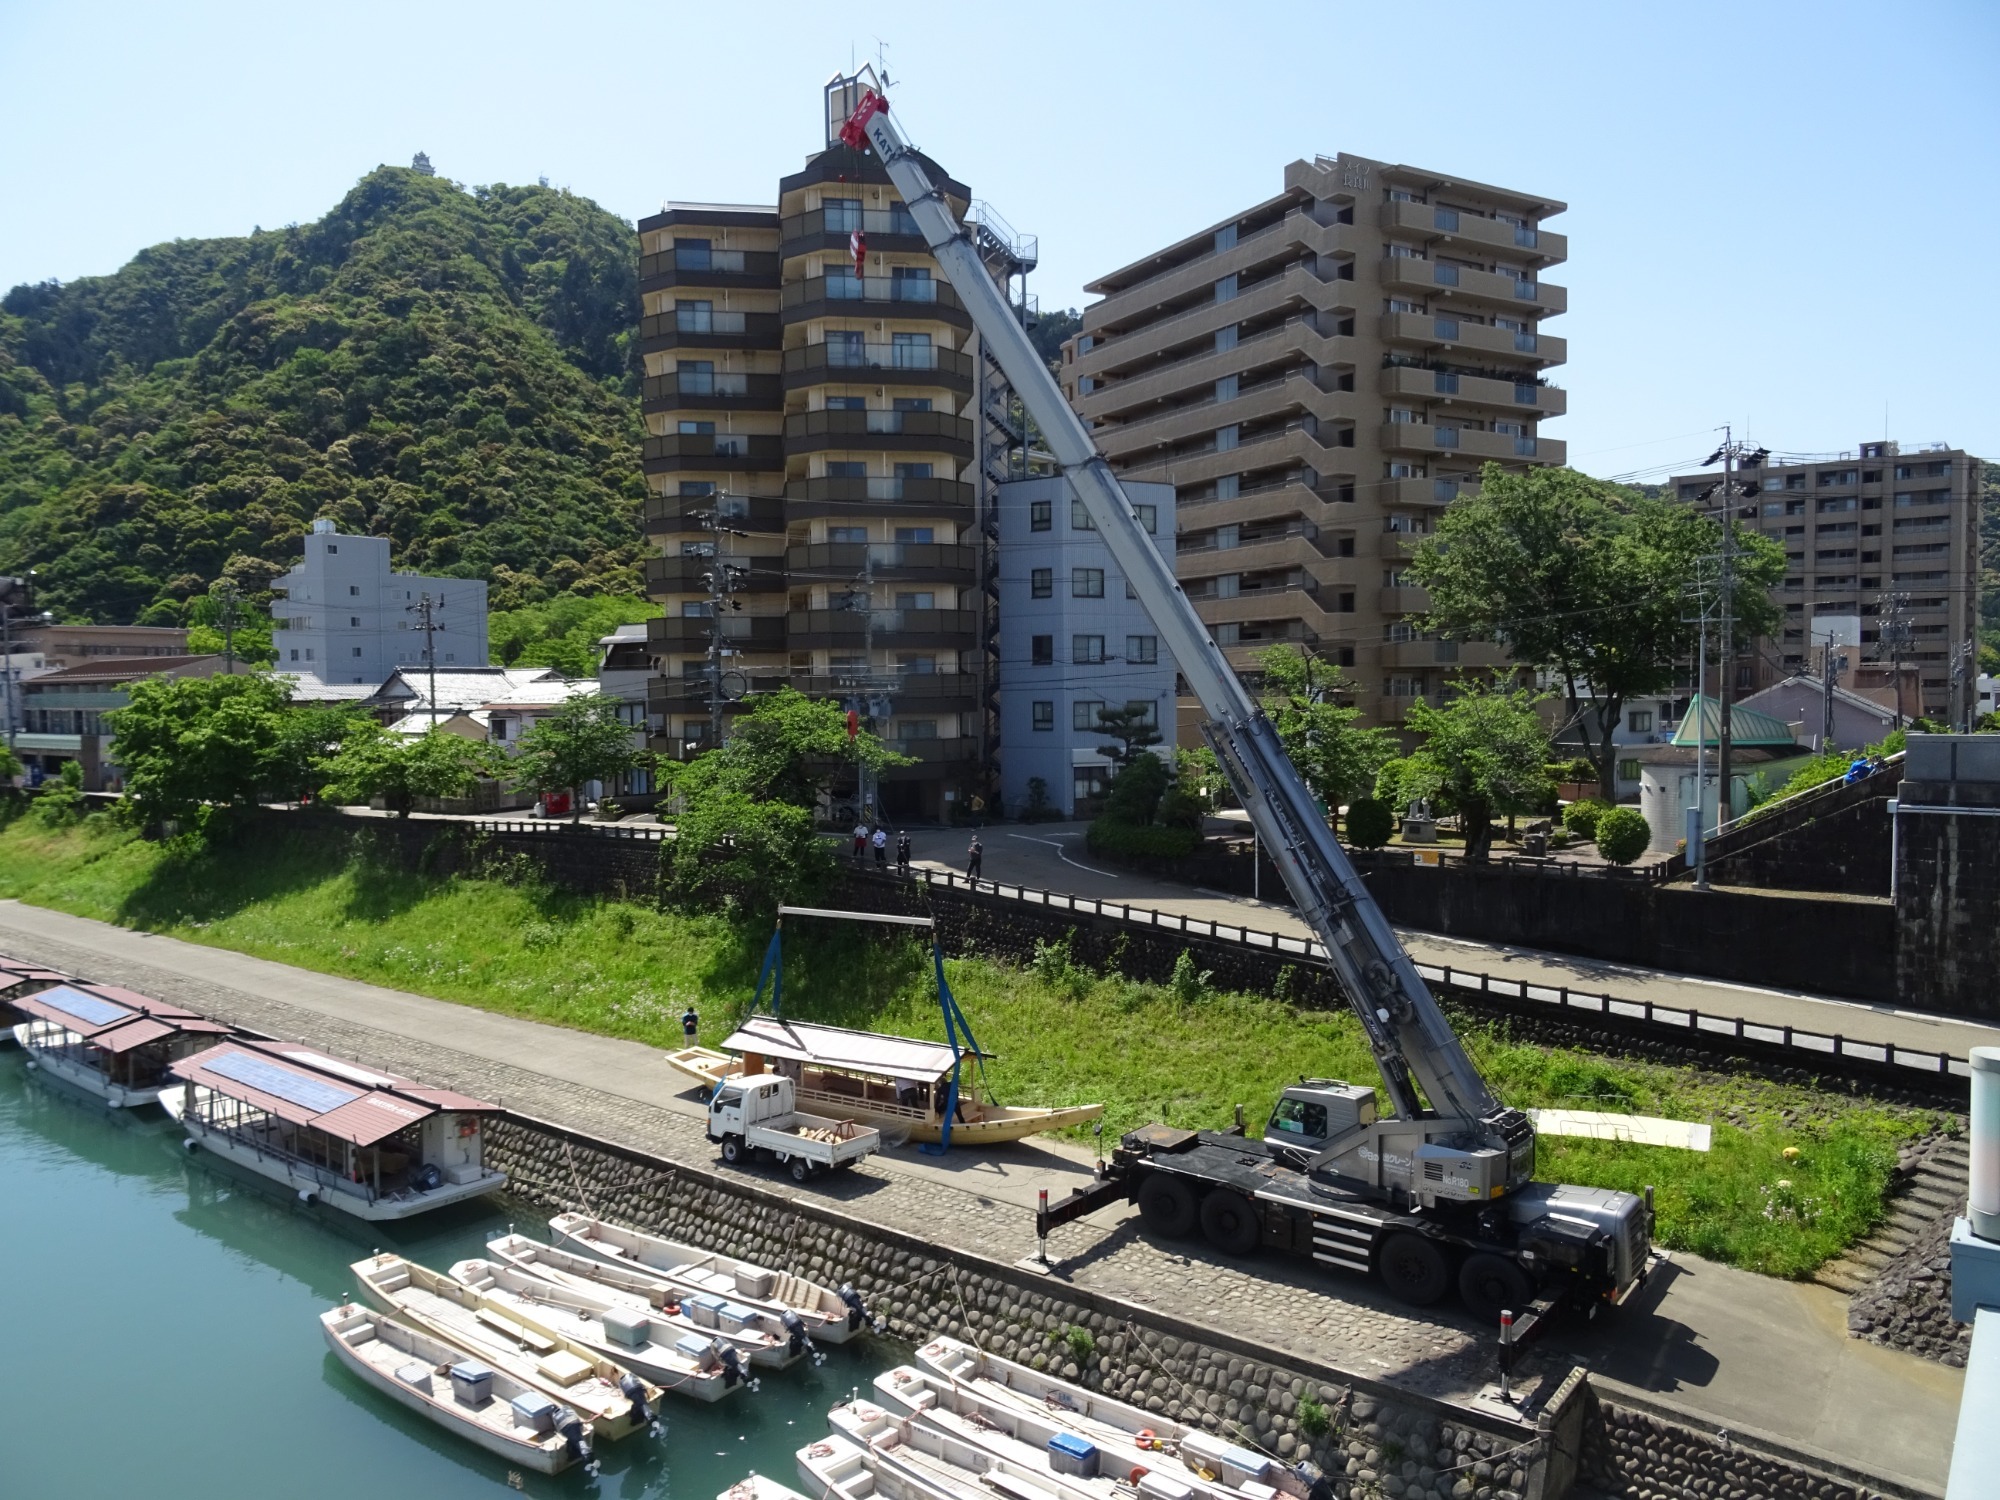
[271,521,488,685]
[595,623,657,800]
[996,477,1177,819]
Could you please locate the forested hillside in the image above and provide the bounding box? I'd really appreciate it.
[0,165,647,623]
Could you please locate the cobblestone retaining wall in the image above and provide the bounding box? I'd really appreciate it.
[1578,1392,1904,1500]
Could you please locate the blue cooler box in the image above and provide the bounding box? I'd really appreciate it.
[1049,1433,1099,1478]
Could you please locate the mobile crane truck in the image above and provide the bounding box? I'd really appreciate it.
[835,77,1653,1329]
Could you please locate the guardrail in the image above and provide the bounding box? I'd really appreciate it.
[475,819,669,842]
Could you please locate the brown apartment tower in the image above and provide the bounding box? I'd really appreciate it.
[1062,154,1568,731]
[636,83,1010,822]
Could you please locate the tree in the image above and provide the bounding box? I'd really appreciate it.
[694,686,907,809]
[1594,806,1651,866]
[186,580,276,668]
[1094,703,1163,771]
[1398,681,1554,862]
[107,673,297,830]
[1409,464,1783,801]
[0,740,21,784]
[510,693,646,822]
[269,707,374,803]
[1253,645,1397,814]
[322,723,496,817]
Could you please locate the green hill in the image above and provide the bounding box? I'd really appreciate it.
[0,165,648,623]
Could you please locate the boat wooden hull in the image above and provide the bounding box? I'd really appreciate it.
[13,1023,167,1108]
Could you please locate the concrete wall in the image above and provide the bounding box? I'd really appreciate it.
[1895,736,2000,1022]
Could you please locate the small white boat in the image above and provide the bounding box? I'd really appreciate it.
[484,1231,808,1370]
[320,1302,596,1475]
[799,1430,976,1500]
[12,983,232,1106]
[550,1211,867,1343]
[351,1252,662,1444]
[823,1396,1073,1500]
[450,1257,746,1404]
[719,1476,816,1500]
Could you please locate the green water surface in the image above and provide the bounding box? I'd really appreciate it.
[0,1053,886,1499]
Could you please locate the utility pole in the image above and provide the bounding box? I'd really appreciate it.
[1695,430,1766,827]
[1682,566,1717,888]
[407,592,442,727]
[1881,590,1913,730]
[1820,635,1843,751]
[213,579,242,672]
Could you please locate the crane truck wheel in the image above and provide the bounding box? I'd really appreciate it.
[1136,1174,1198,1239]
[1198,1190,1260,1257]
[720,1137,744,1165]
[1457,1252,1532,1324]
[1376,1232,1451,1306]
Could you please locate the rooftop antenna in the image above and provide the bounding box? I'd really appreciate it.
[874,38,894,90]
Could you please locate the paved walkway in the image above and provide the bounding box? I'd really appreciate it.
[906,823,2000,1061]
[0,899,1960,1491]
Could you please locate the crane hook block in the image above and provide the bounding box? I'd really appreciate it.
[838,90,890,151]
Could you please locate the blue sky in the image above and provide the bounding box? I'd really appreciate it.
[3,0,1994,473]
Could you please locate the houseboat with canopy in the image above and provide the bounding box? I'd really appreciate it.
[1,955,75,1036]
[164,1037,507,1218]
[11,981,235,1106]
[662,907,1102,1148]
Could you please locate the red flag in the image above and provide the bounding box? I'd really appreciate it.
[850,228,867,279]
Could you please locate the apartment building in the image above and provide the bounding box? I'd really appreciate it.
[636,82,991,822]
[270,521,488,685]
[1063,153,1567,731]
[1666,442,1982,724]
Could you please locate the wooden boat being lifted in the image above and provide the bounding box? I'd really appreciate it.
[663,906,1103,1149]
[12,982,234,1107]
[549,1211,869,1343]
[351,1252,662,1445]
[321,1302,598,1475]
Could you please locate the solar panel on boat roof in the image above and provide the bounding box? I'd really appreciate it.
[38,985,132,1028]
[206,1051,362,1115]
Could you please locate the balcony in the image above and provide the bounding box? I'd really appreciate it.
[783,409,974,460]
[878,735,978,766]
[639,308,782,354]
[786,608,978,651]
[640,433,786,474]
[641,371,783,413]
[1379,586,1432,615]
[642,494,785,536]
[1377,200,1567,266]
[1377,477,1468,508]
[785,542,976,582]
[647,614,788,653]
[783,340,973,395]
[779,205,928,259]
[638,247,781,294]
[1383,257,1566,315]
[785,476,975,522]
[1377,365,1566,418]
[1378,424,1564,466]
[1377,312,1566,367]
[1376,531,1422,561]
[782,275,972,331]
[1382,638,1511,670]
[789,671,980,707]
[643,556,786,596]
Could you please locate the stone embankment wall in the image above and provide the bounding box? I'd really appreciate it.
[1698,768,1899,897]
[1578,1396,1898,1500]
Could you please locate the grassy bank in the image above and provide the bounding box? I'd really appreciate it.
[0,810,1945,1279]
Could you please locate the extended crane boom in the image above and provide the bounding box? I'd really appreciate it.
[838,85,1536,1202]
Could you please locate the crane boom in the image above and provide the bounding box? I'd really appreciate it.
[839,85,1532,1188]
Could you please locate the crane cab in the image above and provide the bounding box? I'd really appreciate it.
[1263,1080,1376,1155]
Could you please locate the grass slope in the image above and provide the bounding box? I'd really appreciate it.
[0,810,1943,1279]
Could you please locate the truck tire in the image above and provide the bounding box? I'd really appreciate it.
[1458,1252,1532,1325]
[720,1137,744,1165]
[1198,1190,1260,1257]
[1137,1174,1198,1239]
[790,1158,813,1184]
[1376,1232,1451,1306]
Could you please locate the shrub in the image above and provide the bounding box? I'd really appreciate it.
[1344,796,1393,849]
[1296,1393,1330,1436]
[1561,798,1609,841]
[1029,932,1092,1000]
[1168,951,1214,1005]
[1594,805,1650,865]
[30,761,86,827]
[1085,820,1200,858]
[1063,1325,1096,1363]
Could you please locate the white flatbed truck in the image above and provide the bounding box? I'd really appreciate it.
[707,1073,881,1182]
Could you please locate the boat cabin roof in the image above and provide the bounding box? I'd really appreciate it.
[13,982,234,1053]
[170,1038,499,1146]
[720,1014,987,1084]
[0,958,72,996]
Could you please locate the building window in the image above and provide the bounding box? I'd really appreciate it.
[1073,699,1105,731]
[350,616,360,627]
[826,460,867,478]
[1031,701,1054,732]
[325,543,338,553]
[1134,504,1157,533]
[348,586,360,596]
[1031,635,1053,666]
[1626,709,1653,733]
[893,527,933,543]
[1073,635,1106,664]
[492,718,509,742]
[352,647,362,657]
[1071,500,1097,531]
[680,481,716,497]
[289,649,299,662]
[1618,759,1643,783]
[1071,568,1105,598]
[1127,635,1158,664]
[305,649,313,660]
[1030,500,1052,532]
[894,591,935,610]
[1030,568,1052,599]
[827,527,865,544]
[1122,700,1159,729]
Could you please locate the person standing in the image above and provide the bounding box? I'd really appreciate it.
[895,830,912,874]
[966,833,983,882]
[681,1004,699,1046]
[872,826,888,868]
[852,820,869,860]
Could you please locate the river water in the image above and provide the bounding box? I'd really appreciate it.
[0,1052,888,1498]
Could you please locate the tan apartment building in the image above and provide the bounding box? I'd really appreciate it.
[635,100,990,821]
[1062,153,1567,730]
[1666,441,1983,725]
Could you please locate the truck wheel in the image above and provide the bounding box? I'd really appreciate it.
[1137,1174,1198,1239]
[790,1158,813,1184]
[1198,1190,1260,1257]
[720,1137,744,1165]
[1376,1232,1451,1306]
[1458,1252,1532,1325]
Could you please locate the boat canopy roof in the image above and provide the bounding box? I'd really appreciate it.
[0,957,72,995]
[720,1014,987,1084]
[171,1038,499,1146]
[13,982,233,1051]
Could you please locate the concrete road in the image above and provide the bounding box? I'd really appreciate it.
[901,822,2000,1060]
[0,898,1961,1491]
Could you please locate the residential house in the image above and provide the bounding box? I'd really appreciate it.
[1737,675,1898,755]
[15,655,250,790]
[596,624,657,801]
[1631,696,1813,853]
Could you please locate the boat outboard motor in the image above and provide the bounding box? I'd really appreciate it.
[1302,1470,1333,1500]
[414,1162,444,1192]
[781,1309,822,1364]
[619,1373,661,1437]
[556,1406,597,1475]
[838,1282,872,1333]
[713,1339,759,1393]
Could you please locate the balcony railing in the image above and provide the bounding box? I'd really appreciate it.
[640,433,786,469]
[789,671,979,704]
[783,409,974,455]
[638,248,780,286]
[787,608,978,645]
[783,276,971,326]
[641,371,783,410]
[643,556,786,594]
[647,614,787,651]
[785,542,976,578]
[639,310,780,348]
[785,476,975,512]
[780,206,924,249]
[642,494,785,534]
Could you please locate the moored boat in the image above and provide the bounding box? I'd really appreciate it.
[549,1210,868,1342]
[798,1430,980,1500]
[825,1395,1073,1500]
[719,1476,816,1500]
[0,957,74,1039]
[483,1230,809,1369]
[450,1256,747,1403]
[12,982,233,1107]
[165,1036,506,1220]
[351,1251,662,1444]
[320,1302,596,1474]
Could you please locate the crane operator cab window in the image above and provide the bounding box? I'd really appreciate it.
[1268,1096,1329,1144]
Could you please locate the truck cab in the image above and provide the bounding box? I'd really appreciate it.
[709,1073,797,1135]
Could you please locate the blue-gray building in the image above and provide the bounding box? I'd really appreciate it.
[997,476,1177,818]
